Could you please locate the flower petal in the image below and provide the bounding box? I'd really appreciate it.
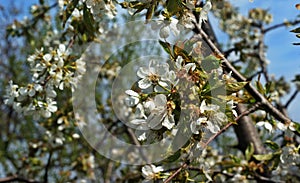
[138,78,152,89]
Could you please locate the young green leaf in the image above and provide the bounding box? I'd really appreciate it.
[265,140,279,150]
[253,153,274,161]
[159,40,173,57]
[225,82,248,95]
[290,27,300,33]
[63,0,79,27]
[245,143,254,161]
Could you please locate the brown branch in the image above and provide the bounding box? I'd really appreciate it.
[257,27,270,83]
[263,20,300,33]
[234,104,267,154]
[163,103,262,183]
[125,127,149,163]
[163,163,188,183]
[0,176,40,183]
[194,23,291,124]
[284,90,298,109]
[104,161,114,183]
[43,152,52,183]
[201,103,262,151]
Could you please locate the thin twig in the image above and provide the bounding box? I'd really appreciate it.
[125,127,149,163]
[0,176,40,183]
[104,161,114,183]
[257,28,270,83]
[43,152,52,183]
[163,163,188,183]
[201,103,261,149]
[284,90,298,108]
[263,20,300,33]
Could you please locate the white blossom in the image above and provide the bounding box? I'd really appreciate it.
[72,133,80,139]
[256,121,273,133]
[137,131,147,141]
[200,100,219,113]
[55,137,64,145]
[146,94,175,130]
[4,81,19,105]
[175,56,196,72]
[125,90,140,107]
[142,164,163,180]
[190,117,207,134]
[206,120,220,133]
[137,60,170,89]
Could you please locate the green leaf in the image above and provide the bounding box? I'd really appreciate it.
[245,143,254,161]
[166,0,184,16]
[265,140,279,150]
[201,55,221,73]
[163,150,181,163]
[63,0,79,27]
[253,153,274,161]
[265,81,275,94]
[225,81,248,95]
[83,6,96,39]
[146,1,157,22]
[256,79,265,94]
[290,27,300,33]
[159,40,172,57]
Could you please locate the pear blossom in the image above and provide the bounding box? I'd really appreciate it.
[206,120,220,133]
[151,15,180,39]
[256,121,273,133]
[136,131,147,141]
[4,81,19,105]
[130,94,175,132]
[137,60,171,89]
[57,44,69,58]
[200,100,219,113]
[190,117,208,134]
[125,90,140,107]
[38,98,58,118]
[175,56,196,72]
[72,133,80,139]
[146,94,175,130]
[142,164,164,180]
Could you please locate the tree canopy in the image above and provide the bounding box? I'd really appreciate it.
[0,0,300,182]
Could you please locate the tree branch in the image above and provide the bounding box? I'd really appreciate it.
[284,90,298,109]
[0,176,40,183]
[163,162,188,183]
[257,27,270,83]
[263,20,300,33]
[194,23,291,124]
[43,152,52,183]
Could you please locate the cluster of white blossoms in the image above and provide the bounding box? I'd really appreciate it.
[124,56,232,143]
[271,144,300,181]
[124,60,178,141]
[4,44,86,118]
[190,100,227,134]
[84,0,116,20]
[151,1,212,40]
